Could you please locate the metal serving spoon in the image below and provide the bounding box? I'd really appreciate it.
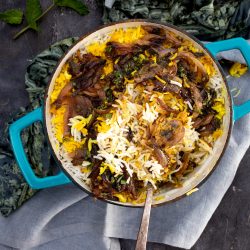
[135,187,153,250]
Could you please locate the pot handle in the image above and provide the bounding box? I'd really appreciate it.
[205,38,250,121]
[9,107,71,189]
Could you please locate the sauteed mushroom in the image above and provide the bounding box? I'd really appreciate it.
[152,117,185,147]
[193,114,214,129]
[177,51,209,84]
[62,95,92,136]
[190,83,203,112]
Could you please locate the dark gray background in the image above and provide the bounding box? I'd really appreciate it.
[0,1,250,249]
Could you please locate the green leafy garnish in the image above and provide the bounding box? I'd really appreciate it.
[113,71,124,89]
[105,88,115,103]
[120,179,127,185]
[105,45,112,53]
[25,0,42,31]
[0,9,23,24]
[116,175,124,183]
[111,177,115,183]
[10,0,89,40]
[54,0,89,15]
[105,113,113,119]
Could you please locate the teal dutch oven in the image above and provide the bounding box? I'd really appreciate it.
[8,20,250,207]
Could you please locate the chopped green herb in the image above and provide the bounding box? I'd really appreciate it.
[54,0,89,15]
[116,175,124,183]
[105,88,115,103]
[0,9,23,24]
[105,113,113,119]
[105,45,112,53]
[120,179,127,185]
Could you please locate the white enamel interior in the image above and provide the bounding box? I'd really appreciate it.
[45,21,232,206]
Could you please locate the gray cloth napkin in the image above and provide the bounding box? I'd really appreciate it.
[0,47,249,249]
[0,185,120,250]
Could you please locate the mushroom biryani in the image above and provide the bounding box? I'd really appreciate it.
[49,25,226,203]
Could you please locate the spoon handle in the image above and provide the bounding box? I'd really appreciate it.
[135,187,153,250]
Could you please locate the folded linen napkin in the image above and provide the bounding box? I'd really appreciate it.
[0,41,249,249]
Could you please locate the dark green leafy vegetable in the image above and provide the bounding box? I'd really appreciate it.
[102,0,246,41]
[54,0,89,15]
[0,37,78,217]
[0,9,23,24]
[25,0,42,31]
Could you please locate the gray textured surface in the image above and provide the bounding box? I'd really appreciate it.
[0,1,250,249]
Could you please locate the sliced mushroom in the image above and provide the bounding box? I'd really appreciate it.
[55,82,73,107]
[199,125,215,137]
[142,25,181,47]
[153,81,181,95]
[80,53,106,72]
[105,41,136,58]
[62,95,93,136]
[134,63,163,83]
[62,97,77,137]
[193,114,214,129]
[68,59,82,77]
[198,118,220,137]
[161,120,185,147]
[165,31,182,47]
[153,117,185,147]
[89,161,101,180]
[74,95,93,116]
[70,53,106,90]
[151,47,176,58]
[190,83,203,112]
[177,51,209,84]
[142,25,166,36]
[69,145,88,166]
[136,34,165,47]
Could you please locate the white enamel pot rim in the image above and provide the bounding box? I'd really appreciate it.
[44,19,233,207]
